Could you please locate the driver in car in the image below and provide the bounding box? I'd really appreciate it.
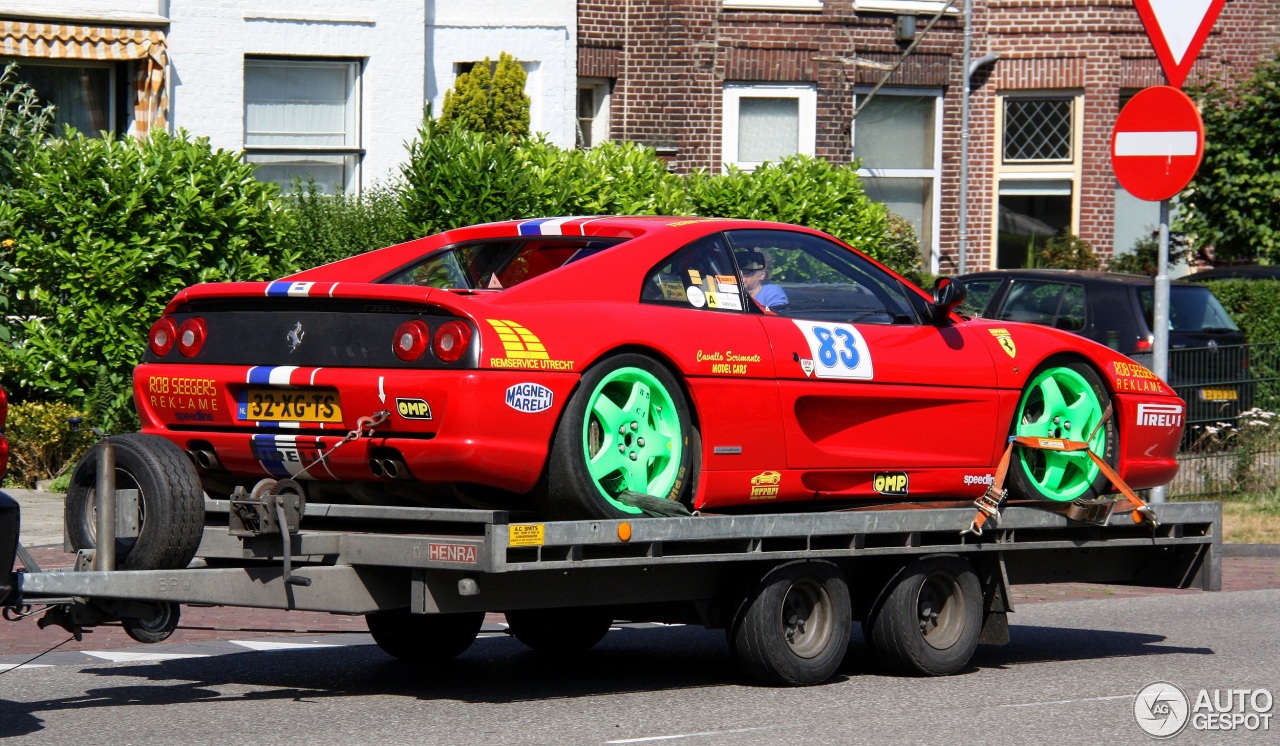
[737,250,789,311]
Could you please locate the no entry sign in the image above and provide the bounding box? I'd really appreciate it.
[1111,86,1204,202]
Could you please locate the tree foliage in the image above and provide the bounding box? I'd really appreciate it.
[281,181,412,270]
[0,62,53,187]
[0,129,296,428]
[1028,231,1101,270]
[1179,52,1280,263]
[439,52,530,138]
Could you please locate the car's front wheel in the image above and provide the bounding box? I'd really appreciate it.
[545,354,698,520]
[1008,361,1116,502]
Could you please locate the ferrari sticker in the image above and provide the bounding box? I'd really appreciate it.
[792,321,874,380]
[988,328,1017,358]
[749,471,781,499]
[873,472,908,496]
[686,286,707,308]
[505,383,554,413]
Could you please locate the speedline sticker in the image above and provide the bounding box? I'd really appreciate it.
[792,321,874,380]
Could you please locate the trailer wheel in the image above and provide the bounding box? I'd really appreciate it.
[729,561,851,686]
[864,555,982,676]
[547,354,698,520]
[122,602,181,644]
[1009,361,1116,502]
[65,434,205,571]
[505,607,613,653]
[366,608,484,663]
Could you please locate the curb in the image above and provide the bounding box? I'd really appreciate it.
[1222,544,1280,558]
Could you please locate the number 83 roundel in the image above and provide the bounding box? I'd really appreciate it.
[793,321,874,380]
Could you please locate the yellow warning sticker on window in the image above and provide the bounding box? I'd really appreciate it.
[509,523,545,547]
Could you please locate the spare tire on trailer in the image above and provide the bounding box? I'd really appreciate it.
[65,433,205,571]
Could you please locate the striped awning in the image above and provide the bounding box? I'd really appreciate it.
[0,21,168,137]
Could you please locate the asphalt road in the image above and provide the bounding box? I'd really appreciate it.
[1,589,1277,745]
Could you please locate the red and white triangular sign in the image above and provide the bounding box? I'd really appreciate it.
[1133,0,1227,88]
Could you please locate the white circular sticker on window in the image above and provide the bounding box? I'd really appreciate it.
[687,286,706,308]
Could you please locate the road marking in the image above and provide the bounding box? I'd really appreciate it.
[1000,694,1134,708]
[1114,131,1198,157]
[83,651,210,663]
[607,727,775,744]
[229,640,342,651]
[0,663,53,671]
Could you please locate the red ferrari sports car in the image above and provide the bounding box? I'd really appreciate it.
[133,216,1184,519]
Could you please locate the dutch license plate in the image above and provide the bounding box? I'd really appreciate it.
[239,388,343,423]
[1199,387,1238,402]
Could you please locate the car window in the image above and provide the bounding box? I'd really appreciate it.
[722,229,922,324]
[641,234,746,312]
[381,237,626,289]
[957,278,1002,317]
[996,280,1086,331]
[1138,286,1241,332]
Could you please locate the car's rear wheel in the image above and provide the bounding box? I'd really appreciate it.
[546,354,698,520]
[1008,361,1116,502]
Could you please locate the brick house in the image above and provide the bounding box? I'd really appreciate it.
[577,0,1280,273]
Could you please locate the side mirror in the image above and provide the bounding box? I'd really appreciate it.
[930,277,968,324]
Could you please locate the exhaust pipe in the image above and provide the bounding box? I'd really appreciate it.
[187,450,221,470]
[369,458,411,480]
[369,459,385,478]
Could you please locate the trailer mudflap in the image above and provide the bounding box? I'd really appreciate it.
[0,491,18,606]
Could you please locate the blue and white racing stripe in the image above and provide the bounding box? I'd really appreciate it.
[250,434,334,479]
[517,217,586,236]
[246,366,299,385]
[265,281,315,297]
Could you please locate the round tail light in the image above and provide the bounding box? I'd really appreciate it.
[394,320,430,362]
[177,317,208,358]
[149,318,177,357]
[433,321,472,364]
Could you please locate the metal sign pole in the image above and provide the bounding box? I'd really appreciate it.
[1150,198,1171,504]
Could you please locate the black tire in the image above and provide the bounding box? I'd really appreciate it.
[1008,360,1118,503]
[366,608,484,663]
[864,555,982,676]
[505,607,613,654]
[546,354,699,520]
[65,434,205,571]
[728,561,852,686]
[123,602,181,644]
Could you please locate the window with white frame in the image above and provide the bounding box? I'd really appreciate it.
[13,60,117,136]
[722,83,816,171]
[577,78,612,149]
[853,88,942,271]
[244,58,362,194]
[994,92,1081,268]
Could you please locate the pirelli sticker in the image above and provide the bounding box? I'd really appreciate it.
[509,523,545,547]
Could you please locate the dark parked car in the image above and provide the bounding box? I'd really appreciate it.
[956,270,1252,424]
[1186,265,1280,282]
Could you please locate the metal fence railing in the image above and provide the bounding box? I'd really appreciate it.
[1165,341,1280,498]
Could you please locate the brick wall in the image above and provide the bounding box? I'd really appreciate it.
[582,0,1280,270]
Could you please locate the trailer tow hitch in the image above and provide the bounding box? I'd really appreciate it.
[229,410,390,587]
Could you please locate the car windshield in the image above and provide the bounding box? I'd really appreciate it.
[380,237,628,290]
[1138,285,1240,332]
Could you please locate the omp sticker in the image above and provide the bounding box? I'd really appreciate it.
[687,286,707,308]
[873,472,909,495]
[988,328,1017,358]
[707,292,742,311]
[750,470,781,499]
[1137,402,1184,427]
[395,398,433,419]
[505,383,554,413]
[509,524,545,547]
[792,321,874,380]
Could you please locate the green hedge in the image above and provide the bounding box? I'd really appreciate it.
[281,182,411,271]
[1206,279,1280,414]
[0,129,297,430]
[3,400,93,488]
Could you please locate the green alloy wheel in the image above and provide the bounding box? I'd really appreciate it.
[547,354,698,520]
[1009,362,1116,503]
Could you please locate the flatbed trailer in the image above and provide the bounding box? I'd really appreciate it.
[0,486,1221,685]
